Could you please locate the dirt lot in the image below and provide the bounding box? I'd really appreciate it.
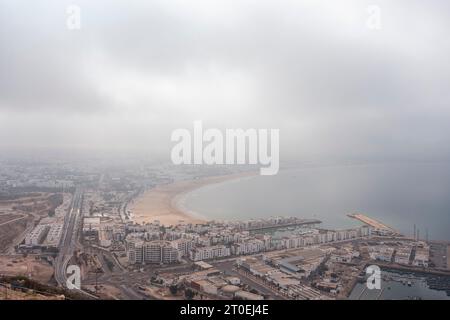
[0,219,30,253]
[0,213,23,225]
[0,255,54,284]
[0,193,61,252]
[0,286,65,300]
[83,284,123,300]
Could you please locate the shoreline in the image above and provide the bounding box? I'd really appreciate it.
[129,171,258,226]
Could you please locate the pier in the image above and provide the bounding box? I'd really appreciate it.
[245,219,322,232]
[347,213,398,234]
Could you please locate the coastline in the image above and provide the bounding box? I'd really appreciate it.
[129,171,258,226]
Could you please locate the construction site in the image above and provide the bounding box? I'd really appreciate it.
[0,193,64,254]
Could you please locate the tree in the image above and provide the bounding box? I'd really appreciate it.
[185,288,195,300]
[169,285,178,295]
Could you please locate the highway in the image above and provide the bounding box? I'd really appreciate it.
[53,195,148,300]
[54,188,97,299]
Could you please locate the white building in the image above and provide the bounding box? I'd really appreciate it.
[368,245,395,262]
[190,245,231,261]
[126,239,180,264]
[413,243,430,267]
[44,223,63,248]
[25,225,50,246]
[171,238,194,257]
[394,245,412,265]
[232,239,266,255]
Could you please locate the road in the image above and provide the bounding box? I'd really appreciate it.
[82,244,151,299]
[53,188,97,299]
[212,260,287,300]
[54,188,81,287]
[53,199,149,300]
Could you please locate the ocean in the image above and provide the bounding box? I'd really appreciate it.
[182,163,450,241]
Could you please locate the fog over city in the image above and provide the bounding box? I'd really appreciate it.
[1,0,450,164]
[2,1,450,304]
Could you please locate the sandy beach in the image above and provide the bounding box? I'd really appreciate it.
[129,171,256,226]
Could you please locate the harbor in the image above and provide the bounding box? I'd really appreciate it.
[350,269,450,300]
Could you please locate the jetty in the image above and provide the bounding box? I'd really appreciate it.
[347,213,398,234]
[245,219,321,232]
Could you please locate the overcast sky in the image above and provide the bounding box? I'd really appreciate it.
[1,0,449,163]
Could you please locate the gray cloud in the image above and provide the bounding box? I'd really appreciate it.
[0,0,449,162]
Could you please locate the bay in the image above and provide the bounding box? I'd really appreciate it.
[182,163,450,241]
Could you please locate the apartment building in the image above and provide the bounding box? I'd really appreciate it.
[231,239,266,255]
[394,245,413,265]
[44,223,63,248]
[413,243,430,267]
[190,245,231,261]
[171,238,194,257]
[25,225,50,246]
[368,245,395,262]
[127,239,180,264]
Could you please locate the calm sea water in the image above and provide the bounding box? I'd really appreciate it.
[349,270,450,300]
[183,163,450,241]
